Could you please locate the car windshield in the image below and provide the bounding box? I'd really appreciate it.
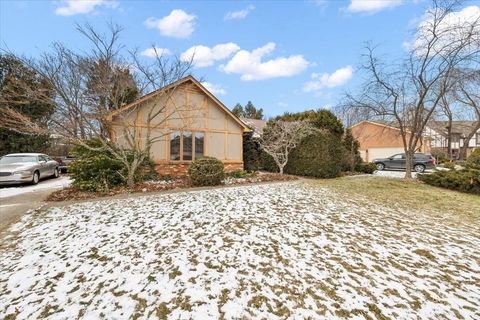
[0,156,38,164]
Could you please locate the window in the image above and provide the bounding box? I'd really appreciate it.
[195,132,204,160]
[170,132,181,160]
[170,131,205,161]
[183,132,192,160]
[391,154,404,160]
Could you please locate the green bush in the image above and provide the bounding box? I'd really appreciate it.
[355,162,378,174]
[284,131,344,178]
[70,153,125,192]
[243,132,261,172]
[466,148,480,170]
[259,150,279,172]
[228,169,251,178]
[418,169,480,195]
[70,139,157,192]
[188,156,225,186]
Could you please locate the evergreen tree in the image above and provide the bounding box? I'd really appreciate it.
[232,103,244,118]
[0,55,55,155]
[244,101,264,119]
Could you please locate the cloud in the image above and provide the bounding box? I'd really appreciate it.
[55,0,118,16]
[221,43,309,81]
[303,66,353,92]
[140,47,172,58]
[201,82,227,95]
[180,43,240,67]
[144,9,196,38]
[224,5,255,20]
[406,5,480,53]
[346,0,402,14]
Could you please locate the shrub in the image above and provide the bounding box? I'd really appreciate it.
[259,150,279,172]
[466,148,480,170]
[355,162,378,174]
[188,156,225,186]
[228,169,250,178]
[243,132,261,172]
[284,131,344,178]
[70,139,157,192]
[443,161,456,170]
[418,169,480,195]
[70,153,125,192]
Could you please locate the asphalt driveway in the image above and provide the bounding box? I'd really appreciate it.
[0,176,71,234]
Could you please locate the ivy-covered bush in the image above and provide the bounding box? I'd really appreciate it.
[355,162,378,174]
[284,131,344,178]
[418,169,480,195]
[188,156,225,186]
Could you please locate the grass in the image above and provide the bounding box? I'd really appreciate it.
[313,176,480,218]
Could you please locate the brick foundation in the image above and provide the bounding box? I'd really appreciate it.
[155,162,244,176]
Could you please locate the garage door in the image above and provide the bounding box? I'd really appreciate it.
[367,147,405,162]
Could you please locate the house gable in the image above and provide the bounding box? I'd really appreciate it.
[110,76,246,174]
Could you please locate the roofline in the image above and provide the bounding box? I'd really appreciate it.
[349,120,410,133]
[106,75,250,131]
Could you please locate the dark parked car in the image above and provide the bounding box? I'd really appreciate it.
[55,156,77,173]
[372,153,436,173]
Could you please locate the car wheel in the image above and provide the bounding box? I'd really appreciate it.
[53,168,60,178]
[376,163,385,171]
[414,164,425,173]
[32,171,40,185]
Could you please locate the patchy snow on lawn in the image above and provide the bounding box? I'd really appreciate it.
[373,170,418,179]
[1,182,479,319]
[0,176,72,199]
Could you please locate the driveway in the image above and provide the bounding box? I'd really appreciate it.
[0,176,71,234]
[1,181,478,319]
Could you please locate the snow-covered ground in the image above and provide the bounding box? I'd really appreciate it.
[1,182,479,319]
[373,170,418,178]
[0,176,71,199]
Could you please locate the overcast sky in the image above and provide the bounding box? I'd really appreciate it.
[1,0,479,118]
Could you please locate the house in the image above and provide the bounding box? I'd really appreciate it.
[108,76,250,175]
[425,121,480,159]
[241,118,267,138]
[350,120,431,162]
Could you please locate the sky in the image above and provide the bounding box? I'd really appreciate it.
[1,0,479,118]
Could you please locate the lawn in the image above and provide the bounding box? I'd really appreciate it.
[0,179,479,319]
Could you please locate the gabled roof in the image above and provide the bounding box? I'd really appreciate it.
[106,75,250,131]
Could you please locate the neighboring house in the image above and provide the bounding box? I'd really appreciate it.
[241,118,267,138]
[108,76,250,175]
[425,121,480,159]
[350,120,431,162]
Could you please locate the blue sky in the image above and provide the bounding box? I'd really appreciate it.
[1,0,479,118]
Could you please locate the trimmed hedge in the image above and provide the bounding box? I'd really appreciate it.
[284,131,344,178]
[188,156,225,186]
[418,169,480,195]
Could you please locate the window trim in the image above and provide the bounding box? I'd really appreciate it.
[169,130,205,161]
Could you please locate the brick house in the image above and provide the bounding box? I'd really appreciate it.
[108,76,250,175]
[350,120,431,162]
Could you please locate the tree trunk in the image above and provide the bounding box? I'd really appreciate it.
[279,166,284,174]
[126,170,135,187]
[446,116,452,158]
[404,148,413,180]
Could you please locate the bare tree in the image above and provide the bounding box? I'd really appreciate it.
[345,0,479,179]
[454,69,480,159]
[258,120,316,174]
[7,23,193,187]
